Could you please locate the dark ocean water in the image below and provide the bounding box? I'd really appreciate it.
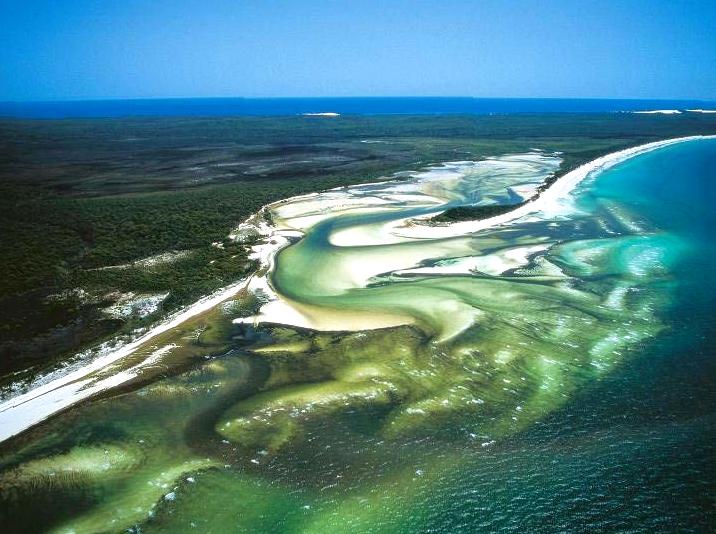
[1,97,715,119]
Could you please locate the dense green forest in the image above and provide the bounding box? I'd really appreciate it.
[2,113,715,376]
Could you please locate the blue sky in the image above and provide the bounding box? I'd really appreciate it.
[1,0,715,101]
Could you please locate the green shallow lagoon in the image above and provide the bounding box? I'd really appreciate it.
[1,140,715,532]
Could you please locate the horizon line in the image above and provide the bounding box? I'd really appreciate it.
[2,95,716,105]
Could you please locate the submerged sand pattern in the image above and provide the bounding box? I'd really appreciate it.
[1,138,710,532]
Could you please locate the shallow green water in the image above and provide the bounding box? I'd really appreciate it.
[1,141,714,533]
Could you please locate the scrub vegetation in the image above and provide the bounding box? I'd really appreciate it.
[1,113,715,376]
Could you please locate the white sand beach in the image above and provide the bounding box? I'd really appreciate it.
[0,136,713,443]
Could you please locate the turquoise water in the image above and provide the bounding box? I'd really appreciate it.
[411,139,716,531]
[0,140,714,532]
[259,139,716,532]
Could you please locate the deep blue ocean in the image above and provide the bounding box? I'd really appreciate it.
[1,97,715,119]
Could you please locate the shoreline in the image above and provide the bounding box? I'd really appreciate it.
[0,211,289,443]
[389,135,715,241]
[0,135,713,444]
[243,136,714,336]
[0,276,254,443]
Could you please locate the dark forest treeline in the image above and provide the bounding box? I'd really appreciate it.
[1,113,715,376]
